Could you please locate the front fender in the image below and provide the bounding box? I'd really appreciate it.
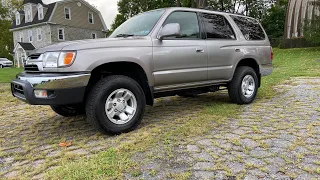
[77,47,154,86]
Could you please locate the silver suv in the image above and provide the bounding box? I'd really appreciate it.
[11,8,272,134]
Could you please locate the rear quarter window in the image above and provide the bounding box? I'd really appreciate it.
[231,15,265,41]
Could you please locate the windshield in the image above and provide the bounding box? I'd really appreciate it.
[109,9,165,38]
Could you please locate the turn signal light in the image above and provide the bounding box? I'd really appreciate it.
[58,51,76,67]
[64,52,75,65]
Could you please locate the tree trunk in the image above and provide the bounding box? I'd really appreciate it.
[198,0,207,8]
[176,0,181,7]
[192,0,197,8]
[220,0,224,11]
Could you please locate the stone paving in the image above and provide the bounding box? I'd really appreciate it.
[0,83,211,179]
[1,77,319,179]
[127,78,320,179]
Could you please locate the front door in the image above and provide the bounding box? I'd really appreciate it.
[153,11,208,90]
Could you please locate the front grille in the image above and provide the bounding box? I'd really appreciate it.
[12,83,25,99]
[24,65,39,72]
[29,54,41,60]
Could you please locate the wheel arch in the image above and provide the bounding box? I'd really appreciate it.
[86,61,154,106]
[234,58,261,87]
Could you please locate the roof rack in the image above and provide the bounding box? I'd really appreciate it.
[203,7,245,16]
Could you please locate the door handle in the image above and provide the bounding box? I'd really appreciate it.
[235,48,241,52]
[196,48,205,53]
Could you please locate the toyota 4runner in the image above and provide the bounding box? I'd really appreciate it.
[11,8,273,134]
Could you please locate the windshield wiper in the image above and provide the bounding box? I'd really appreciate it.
[115,34,135,38]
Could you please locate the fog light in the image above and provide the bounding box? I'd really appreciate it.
[34,90,48,98]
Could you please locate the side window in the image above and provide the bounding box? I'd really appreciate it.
[202,13,235,40]
[163,11,200,39]
[231,15,265,40]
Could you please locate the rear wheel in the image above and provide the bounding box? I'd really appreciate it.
[85,75,146,135]
[51,104,85,117]
[228,66,258,104]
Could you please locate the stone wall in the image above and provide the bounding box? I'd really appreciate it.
[50,24,105,43]
[13,24,52,49]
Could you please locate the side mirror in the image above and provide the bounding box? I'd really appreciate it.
[158,23,181,40]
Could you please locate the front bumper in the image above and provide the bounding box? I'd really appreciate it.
[11,72,90,105]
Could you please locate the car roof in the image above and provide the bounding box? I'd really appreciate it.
[164,7,248,17]
[159,7,259,22]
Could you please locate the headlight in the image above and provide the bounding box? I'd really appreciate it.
[42,51,76,68]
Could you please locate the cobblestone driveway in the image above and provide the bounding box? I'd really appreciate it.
[127,78,320,179]
[1,77,319,179]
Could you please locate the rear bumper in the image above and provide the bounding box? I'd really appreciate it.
[11,72,90,105]
[260,63,272,76]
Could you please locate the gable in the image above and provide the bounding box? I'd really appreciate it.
[50,0,107,31]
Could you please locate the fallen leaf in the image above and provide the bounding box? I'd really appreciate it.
[59,141,72,147]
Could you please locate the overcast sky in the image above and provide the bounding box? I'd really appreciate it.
[43,0,119,29]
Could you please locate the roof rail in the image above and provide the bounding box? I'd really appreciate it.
[203,7,245,16]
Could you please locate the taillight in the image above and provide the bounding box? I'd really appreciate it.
[270,47,273,61]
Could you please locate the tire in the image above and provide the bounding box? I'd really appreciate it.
[85,75,146,135]
[51,104,85,117]
[228,66,259,104]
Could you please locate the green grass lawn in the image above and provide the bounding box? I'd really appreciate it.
[47,47,320,179]
[0,68,23,83]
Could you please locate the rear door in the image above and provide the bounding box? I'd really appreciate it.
[230,15,271,66]
[153,11,208,89]
[200,12,241,81]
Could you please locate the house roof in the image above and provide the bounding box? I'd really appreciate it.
[23,0,44,5]
[18,42,36,50]
[11,0,107,31]
[11,3,56,30]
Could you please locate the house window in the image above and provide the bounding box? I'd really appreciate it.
[58,28,65,41]
[37,28,42,41]
[92,33,97,39]
[88,12,94,24]
[65,7,71,20]
[28,30,33,42]
[16,13,20,25]
[38,5,43,20]
[25,5,32,23]
[19,32,23,42]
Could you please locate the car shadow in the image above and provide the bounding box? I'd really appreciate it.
[33,91,231,139]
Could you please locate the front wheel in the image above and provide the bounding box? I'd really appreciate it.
[85,75,146,135]
[228,66,259,104]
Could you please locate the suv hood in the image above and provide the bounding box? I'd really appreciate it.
[35,36,152,54]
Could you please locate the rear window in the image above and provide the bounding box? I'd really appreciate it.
[201,13,236,40]
[231,15,265,40]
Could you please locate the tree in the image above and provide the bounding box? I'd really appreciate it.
[261,0,287,39]
[0,3,13,60]
[0,0,23,60]
[109,0,278,33]
[303,0,320,44]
